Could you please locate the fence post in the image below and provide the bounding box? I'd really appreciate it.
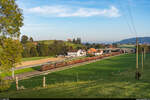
[16,77,19,90]
[43,75,46,88]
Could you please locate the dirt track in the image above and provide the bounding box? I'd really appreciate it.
[16,57,64,67]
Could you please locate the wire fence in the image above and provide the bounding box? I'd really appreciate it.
[8,52,147,91]
[10,72,83,91]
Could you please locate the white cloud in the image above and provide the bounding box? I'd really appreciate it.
[25,5,121,18]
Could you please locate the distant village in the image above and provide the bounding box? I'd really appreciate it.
[65,46,135,58]
[58,38,135,58]
[31,38,136,58]
[20,35,143,59]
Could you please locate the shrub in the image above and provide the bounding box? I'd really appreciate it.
[0,77,11,92]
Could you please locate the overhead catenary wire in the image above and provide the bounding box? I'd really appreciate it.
[126,0,138,37]
[119,0,141,79]
[127,0,139,78]
[127,0,145,80]
[118,0,134,35]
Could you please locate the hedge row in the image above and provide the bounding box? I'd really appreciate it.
[40,52,122,71]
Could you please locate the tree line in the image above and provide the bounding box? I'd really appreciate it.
[21,35,86,58]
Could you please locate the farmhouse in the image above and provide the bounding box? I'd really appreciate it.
[88,48,97,54]
[121,48,136,53]
[88,48,103,56]
[94,49,103,56]
[67,49,86,57]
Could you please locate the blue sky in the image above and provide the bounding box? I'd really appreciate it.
[16,0,150,42]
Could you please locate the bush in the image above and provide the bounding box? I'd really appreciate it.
[0,77,11,92]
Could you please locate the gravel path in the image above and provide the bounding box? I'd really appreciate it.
[5,54,123,80]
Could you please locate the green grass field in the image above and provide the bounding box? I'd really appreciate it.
[1,56,52,77]
[0,54,150,98]
[1,66,41,77]
[118,44,135,48]
[22,56,51,62]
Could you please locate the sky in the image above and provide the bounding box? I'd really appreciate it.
[16,0,150,43]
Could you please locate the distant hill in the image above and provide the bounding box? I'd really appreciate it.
[116,37,150,44]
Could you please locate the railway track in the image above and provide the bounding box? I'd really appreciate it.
[5,53,123,80]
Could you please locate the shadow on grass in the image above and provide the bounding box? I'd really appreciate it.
[2,54,150,98]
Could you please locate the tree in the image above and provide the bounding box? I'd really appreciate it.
[92,43,96,48]
[0,0,23,38]
[72,38,81,44]
[67,46,73,52]
[85,42,90,49]
[29,37,33,42]
[148,46,150,53]
[21,35,28,44]
[0,0,23,91]
[22,42,30,57]
[112,43,118,48]
[22,48,30,57]
[76,37,81,44]
[0,38,23,91]
[0,38,23,69]
[22,42,32,57]
[72,38,76,44]
[30,46,38,57]
[48,41,69,56]
[37,43,49,56]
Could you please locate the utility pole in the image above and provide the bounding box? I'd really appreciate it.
[136,37,139,72]
[135,37,141,80]
[144,47,146,60]
[142,48,144,72]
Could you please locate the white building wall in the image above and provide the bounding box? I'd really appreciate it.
[77,50,87,56]
[68,50,87,57]
[67,52,77,57]
[94,51,103,56]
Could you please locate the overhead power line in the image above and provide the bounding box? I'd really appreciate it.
[118,0,134,35]
[127,0,138,37]
[127,0,141,80]
[119,0,141,80]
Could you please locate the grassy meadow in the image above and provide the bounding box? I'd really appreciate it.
[0,53,150,98]
[21,56,51,62]
[118,44,135,48]
[1,66,41,77]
